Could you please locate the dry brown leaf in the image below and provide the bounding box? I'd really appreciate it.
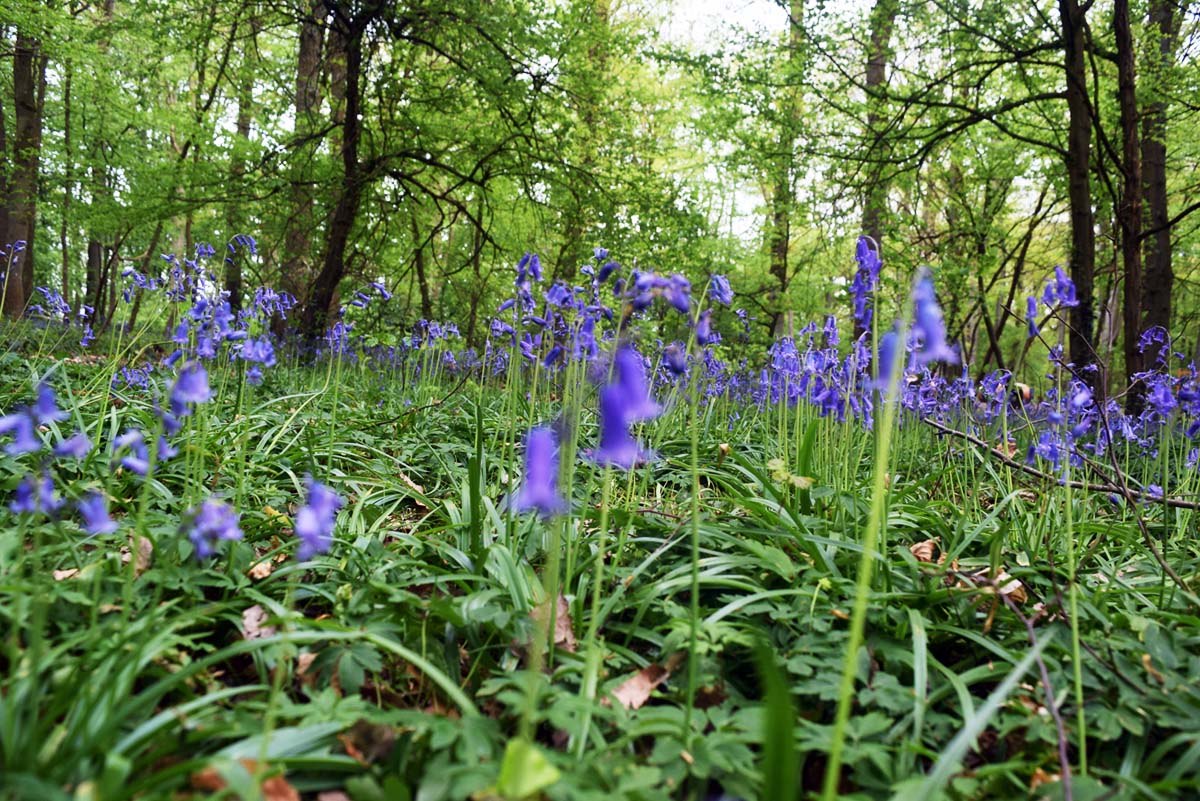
[909,538,939,563]
[242,604,276,641]
[831,608,850,621]
[1029,767,1060,791]
[53,568,80,581]
[248,559,274,580]
[717,442,730,465]
[1142,653,1167,684]
[119,535,153,577]
[606,653,685,710]
[317,793,352,801]
[338,720,397,765]
[547,593,576,653]
[190,759,300,800]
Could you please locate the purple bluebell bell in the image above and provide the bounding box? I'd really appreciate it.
[79,492,118,536]
[54,432,93,459]
[183,498,242,559]
[113,430,150,475]
[170,362,212,413]
[910,269,958,367]
[696,309,718,346]
[666,274,692,314]
[295,477,343,560]
[709,274,734,306]
[663,342,688,376]
[597,260,619,285]
[594,247,609,260]
[1042,266,1079,308]
[514,427,567,518]
[851,237,880,330]
[0,411,40,456]
[33,383,68,425]
[589,385,652,469]
[613,346,662,422]
[1026,296,1038,338]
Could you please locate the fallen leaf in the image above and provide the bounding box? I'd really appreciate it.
[242,605,276,641]
[909,538,939,563]
[545,593,576,653]
[191,759,300,801]
[338,720,397,765]
[606,653,684,710]
[717,442,730,465]
[248,559,274,580]
[53,568,80,581]
[119,535,153,577]
[1029,767,1060,791]
[317,793,352,801]
[1142,653,1166,684]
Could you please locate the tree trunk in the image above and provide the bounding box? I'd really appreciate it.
[3,32,47,316]
[280,1,326,320]
[61,60,73,305]
[1140,0,1176,368]
[860,0,897,249]
[767,0,804,337]
[1059,0,1097,372]
[225,10,258,311]
[301,14,366,337]
[410,210,434,321]
[1114,0,1144,409]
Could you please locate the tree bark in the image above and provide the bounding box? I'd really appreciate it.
[767,0,804,337]
[280,1,326,319]
[1140,0,1176,368]
[1114,0,1144,408]
[1059,0,1097,372]
[61,60,73,305]
[301,11,367,337]
[3,32,47,316]
[225,10,258,311]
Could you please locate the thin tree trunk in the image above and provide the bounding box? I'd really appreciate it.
[225,10,258,311]
[61,60,73,306]
[280,1,325,320]
[411,210,433,320]
[3,32,46,316]
[767,0,803,337]
[1059,0,1097,372]
[1114,0,1144,409]
[1140,0,1177,367]
[301,15,366,337]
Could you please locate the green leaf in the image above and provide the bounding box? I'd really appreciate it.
[495,737,562,800]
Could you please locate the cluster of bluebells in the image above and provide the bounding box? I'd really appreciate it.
[295,476,343,560]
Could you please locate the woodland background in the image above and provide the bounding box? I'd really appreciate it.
[1,0,1198,395]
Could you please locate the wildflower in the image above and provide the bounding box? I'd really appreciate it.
[79,492,118,536]
[10,475,38,514]
[0,411,40,455]
[1026,296,1038,339]
[696,309,718,346]
[514,427,567,518]
[33,383,68,425]
[910,269,958,367]
[113,430,150,475]
[295,477,343,560]
[170,362,212,413]
[613,346,662,422]
[589,385,652,469]
[183,498,242,559]
[10,472,63,516]
[54,432,93,459]
[665,274,692,314]
[850,237,880,330]
[596,260,619,285]
[1042,266,1079,308]
[709,274,734,306]
[594,247,609,260]
[663,342,688,376]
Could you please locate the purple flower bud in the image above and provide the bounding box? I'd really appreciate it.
[183,498,242,559]
[79,492,119,536]
[54,432,93,459]
[613,346,662,422]
[295,476,342,560]
[0,412,40,456]
[170,362,212,413]
[588,385,652,470]
[709,274,734,306]
[514,427,567,518]
[33,383,68,425]
[910,269,958,367]
[1026,296,1038,339]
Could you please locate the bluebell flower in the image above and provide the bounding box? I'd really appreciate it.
[663,342,688,376]
[588,385,652,469]
[870,330,900,390]
[0,411,40,455]
[33,383,68,425]
[851,237,880,330]
[709,274,734,306]
[696,309,718,346]
[54,432,93,458]
[666,274,692,314]
[295,477,343,560]
[10,475,38,514]
[613,346,662,422]
[170,362,212,413]
[597,260,619,285]
[910,269,958,367]
[1026,296,1038,338]
[113,430,150,475]
[514,427,567,518]
[183,498,242,559]
[79,492,118,536]
[594,247,609,260]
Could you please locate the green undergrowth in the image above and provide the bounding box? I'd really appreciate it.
[2,348,1200,801]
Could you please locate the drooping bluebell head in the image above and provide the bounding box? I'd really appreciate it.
[33,383,68,425]
[0,411,40,456]
[709,274,734,306]
[1026,296,1038,339]
[79,492,119,536]
[910,269,958,368]
[295,476,343,560]
[514,427,567,518]
[612,345,662,422]
[589,385,652,470]
[184,498,242,559]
